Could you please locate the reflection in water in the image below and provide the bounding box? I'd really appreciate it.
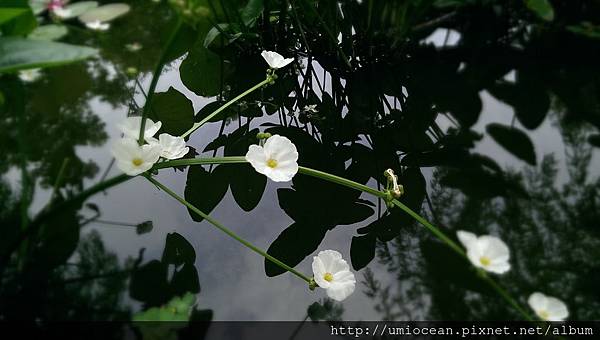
[0,0,599,324]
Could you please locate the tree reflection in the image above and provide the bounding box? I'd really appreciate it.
[362,115,600,320]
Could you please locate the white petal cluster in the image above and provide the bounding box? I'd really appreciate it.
[18,68,42,82]
[112,117,189,176]
[245,134,298,182]
[261,51,294,69]
[457,230,511,274]
[52,7,72,18]
[528,292,569,321]
[149,133,189,160]
[312,250,356,301]
[85,20,110,31]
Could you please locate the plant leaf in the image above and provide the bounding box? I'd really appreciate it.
[487,123,537,165]
[78,3,130,23]
[150,86,195,136]
[524,0,554,21]
[28,25,68,41]
[0,37,97,73]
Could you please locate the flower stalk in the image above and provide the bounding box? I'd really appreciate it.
[180,75,274,139]
[144,175,313,284]
[154,156,532,319]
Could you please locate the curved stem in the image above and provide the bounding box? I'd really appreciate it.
[180,77,272,139]
[156,156,532,320]
[154,156,247,169]
[145,176,312,284]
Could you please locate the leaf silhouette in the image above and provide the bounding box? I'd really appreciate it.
[487,123,537,165]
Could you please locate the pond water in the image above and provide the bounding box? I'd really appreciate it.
[1,0,600,323]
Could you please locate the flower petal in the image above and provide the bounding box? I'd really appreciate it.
[245,144,268,174]
[456,230,477,249]
[326,280,356,301]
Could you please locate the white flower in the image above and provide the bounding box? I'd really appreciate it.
[52,7,72,18]
[303,104,318,113]
[261,50,294,69]
[312,250,356,302]
[456,230,511,274]
[126,42,142,52]
[245,134,298,182]
[85,20,110,31]
[111,138,161,176]
[528,292,569,321]
[149,133,189,160]
[18,68,42,82]
[117,117,162,142]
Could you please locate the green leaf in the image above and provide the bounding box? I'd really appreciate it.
[0,8,28,26]
[0,0,30,22]
[350,234,375,270]
[0,37,97,73]
[29,0,48,15]
[162,232,196,266]
[184,165,229,223]
[487,123,537,165]
[78,3,130,23]
[0,1,37,36]
[524,0,554,21]
[203,23,228,48]
[150,87,195,136]
[28,25,68,41]
[265,221,327,277]
[224,127,266,211]
[240,0,264,27]
[62,1,99,19]
[567,22,600,40]
[180,45,228,97]
[487,71,549,130]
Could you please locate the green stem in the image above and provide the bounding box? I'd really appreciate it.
[50,157,70,203]
[154,156,246,169]
[180,77,272,139]
[389,199,465,257]
[145,176,312,284]
[138,17,183,145]
[156,156,531,320]
[479,271,534,321]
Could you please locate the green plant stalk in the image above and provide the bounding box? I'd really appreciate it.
[145,176,313,284]
[479,270,534,321]
[156,156,532,320]
[138,17,183,145]
[180,76,272,139]
[50,157,70,203]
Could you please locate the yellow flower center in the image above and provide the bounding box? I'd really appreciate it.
[266,158,278,168]
[132,158,143,167]
[323,272,334,282]
[539,310,550,320]
[479,256,491,267]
